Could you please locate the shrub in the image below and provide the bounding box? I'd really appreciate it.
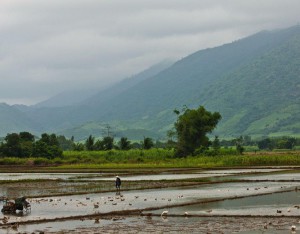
[33,158,50,165]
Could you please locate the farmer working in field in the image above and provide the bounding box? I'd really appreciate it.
[115,175,121,193]
[15,197,29,211]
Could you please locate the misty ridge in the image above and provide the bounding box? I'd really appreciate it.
[0,24,300,141]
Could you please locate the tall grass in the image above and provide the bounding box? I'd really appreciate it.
[63,149,175,164]
[0,149,299,169]
[59,150,300,168]
[57,149,300,168]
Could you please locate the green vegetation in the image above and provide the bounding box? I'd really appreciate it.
[0,128,299,169]
[118,137,131,150]
[63,25,300,139]
[142,137,154,150]
[174,106,221,156]
[0,132,63,159]
[1,26,300,140]
[0,149,299,168]
[0,149,174,166]
[206,32,300,138]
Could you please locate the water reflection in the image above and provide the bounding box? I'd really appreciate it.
[161,190,300,216]
[0,169,290,182]
[0,173,101,181]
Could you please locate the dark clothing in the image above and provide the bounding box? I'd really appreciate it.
[15,197,29,210]
[116,177,121,189]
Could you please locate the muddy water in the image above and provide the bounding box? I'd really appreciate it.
[1,169,300,233]
[0,173,103,181]
[0,168,287,181]
[88,173,232,181]
[2,216,298,234]
[155,190,300,216]
[201,169,288,174]
[76,169,288,181]
[1,181,299,224]
[5,218,109,233]
[239,172,300,181]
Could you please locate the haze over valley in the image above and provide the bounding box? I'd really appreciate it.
[1,25,300,140]
[1,1,300,141]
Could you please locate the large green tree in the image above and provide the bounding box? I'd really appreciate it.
[174,106,221,157]
[57,135,74,150]
[85,135,95,151]
[1,133,22,157]
[0,132,62,158]
[102,136,114,150]
[33,133,62,158]
[0,132,35,157]
[142,137,154,150]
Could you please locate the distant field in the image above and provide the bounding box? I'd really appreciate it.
[0,149,299,169]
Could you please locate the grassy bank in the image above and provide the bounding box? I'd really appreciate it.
[0,149,299,169]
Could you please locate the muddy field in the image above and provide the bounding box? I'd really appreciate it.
[1,167,300,233]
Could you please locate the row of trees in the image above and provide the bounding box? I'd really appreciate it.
[0,132,63,159]
[256,137,298,150]
[219,135,299,150]
[0,106,298,159]
[74,136,155,151]
[0,105,223,159]
[0,132,157,157]
[0,106,219,158]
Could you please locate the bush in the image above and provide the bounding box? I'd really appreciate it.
[0,157,27,165]
[33,158,51,165]
[53,158,63,165]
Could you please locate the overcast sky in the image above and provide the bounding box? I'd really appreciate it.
[1,0,300,105]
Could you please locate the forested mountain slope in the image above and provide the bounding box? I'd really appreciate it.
[66,25,300,139]
[1,25,300,139]
[0,103,41,135]
[202,33,300,137]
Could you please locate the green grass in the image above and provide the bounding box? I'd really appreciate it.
[0,149,299,169]
[63,149,175,164]
[56,153,300,169]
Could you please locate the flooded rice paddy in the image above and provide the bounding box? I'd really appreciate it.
[0,168,287,181]
[1,168,300,233]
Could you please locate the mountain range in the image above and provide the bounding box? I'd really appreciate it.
[1,25,300,140]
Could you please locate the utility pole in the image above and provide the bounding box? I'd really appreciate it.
[102,124,114,137]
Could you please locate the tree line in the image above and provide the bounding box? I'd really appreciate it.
[73,136,155,151]
[0,106,298,160]
[0,132,63,159]
[219,135,299,150]
[0,106,221,158]
[0,132,159,158]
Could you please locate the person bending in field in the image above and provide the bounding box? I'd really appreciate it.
[115,176,121,193]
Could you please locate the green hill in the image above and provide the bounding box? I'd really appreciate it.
[203,33,300,137]
[66,25,300,139]
[1,25,300,140]
[0,103,41,135]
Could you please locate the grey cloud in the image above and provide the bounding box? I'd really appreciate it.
[0,0,300,104]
